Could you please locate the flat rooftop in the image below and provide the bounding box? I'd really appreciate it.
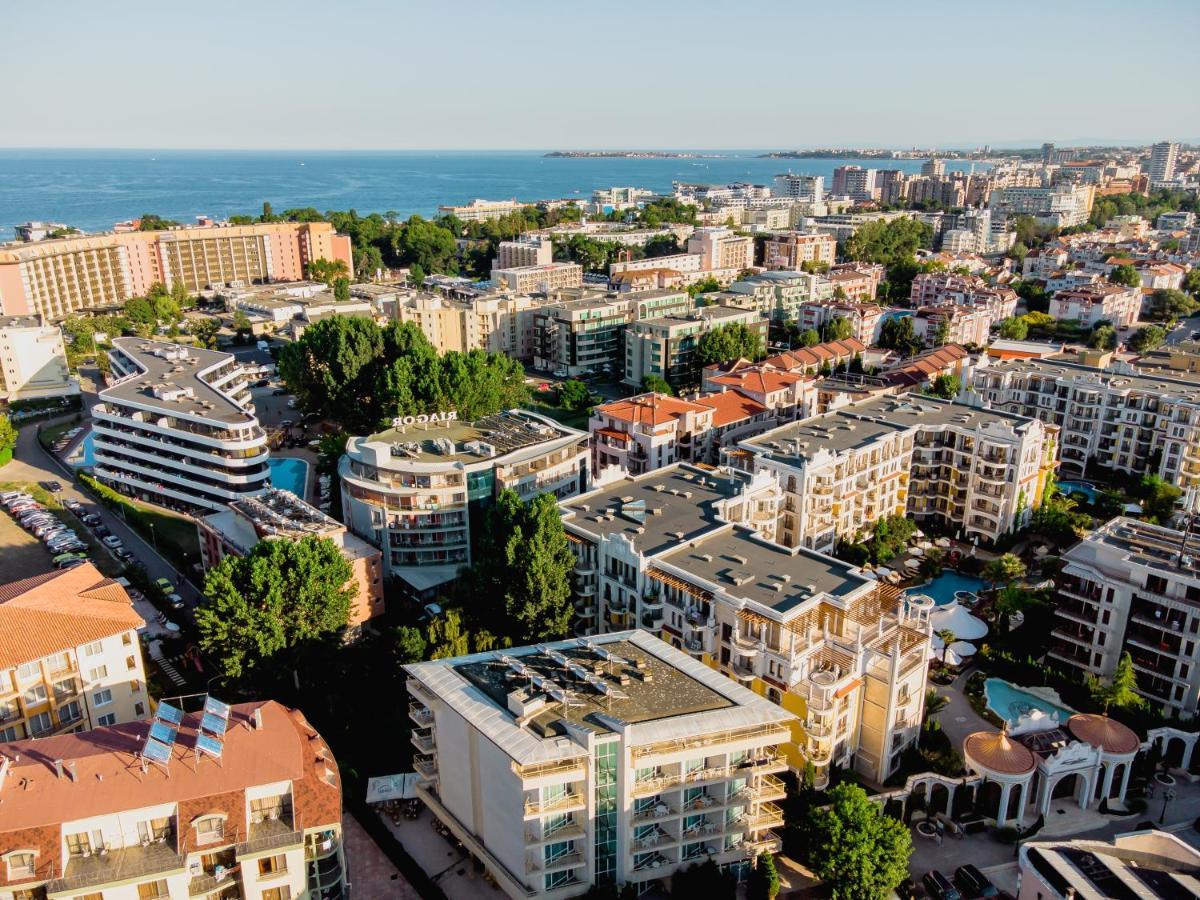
[360,410,578,464]
[101,338,256,425]
[659,526,869,613]
[561,464,741,555]
[985,357,1200,402]
[743,393,1036,465]
[1072,517,1200,582]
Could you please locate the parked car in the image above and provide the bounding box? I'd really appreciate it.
[64,499,83,512]
[102,535,124,549]
[51,542,87,554]
[167,593,185,610]
[45,481,63,493]
[81,513,101,526]
[1,490,31,505]
[955,864,998,899]
[272,388,288,396]
[253,378,271,387]
[93,525,110,538]
[52,551,89,564]
[924,871,963,900]
[155,577,177,595]
[114,548,134,562]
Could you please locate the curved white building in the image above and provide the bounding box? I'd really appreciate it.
[92,338,270,512]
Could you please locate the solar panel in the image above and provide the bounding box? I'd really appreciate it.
[196,732,224,758]
[149,721,178,745]
[203,696,231,720]
[156,702,183,725]
[143,737,173,764]
[200,712,228,736]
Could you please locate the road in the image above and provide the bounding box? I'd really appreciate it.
[1165,314,1200,346]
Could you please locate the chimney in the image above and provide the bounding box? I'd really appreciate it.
[66,761,77,783]
[54,759,63,779]
[252,708,263,730]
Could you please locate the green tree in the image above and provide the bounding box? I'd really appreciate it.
[824,315,854,342]
[1128,324,1167,353]
[0,413,16,465]
[877,317,922,356]
[998,316,1029,340]
[1108,264,1141,288]
[1151,288,1199,321]
[1089,324,1117,351]
[278,316,386,432]
[930,374,960,399]
[557,379,592,411]
[983,553,1026,587]
[393,215,459,274]
[748,853,781,900]
[695,323,763,367]
[197,536,355,679]
[799,328,821,347]
[189,317,220,349]
[393,625,428,664]
[805,783,912,900]
[1136,474,1182,523]
[137,213,181,231]
[1089,652,1145,714]
[306,257,350,287]
[332,276,351,303]
[935,629,957,666]
[640,374,674,396]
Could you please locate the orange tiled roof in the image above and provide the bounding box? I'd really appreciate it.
[763,338,866,370]
[695,391,768,426]
[0,564,144,669]
[594,427,632,443]
[594,393,711,427]
[710,369,808,395]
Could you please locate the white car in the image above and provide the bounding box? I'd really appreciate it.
[102,535,124,549]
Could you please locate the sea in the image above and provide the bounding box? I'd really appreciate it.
[0,149,987,234]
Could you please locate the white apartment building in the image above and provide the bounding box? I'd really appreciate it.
[0,314,78,402]
[686,228,754,272]
[772,174,824,202]
[971,357,1200,489]
[1049,283,1141,329]
[0,564,149,743]
[0,699,347,900]
[559,465,932,788]
[1053,517,1200,717]
[438,198,528,222]
[735,394,1059,553]
[92,339,270,513]
[392,290,539,359]
[405,630,794,898]
[491,262,583,295]
[791,298,883,345]
[761,232,837,271]
[831,166,877,201]
[622,305,767,388]
[1148,141,1180,184]
[495,236,554,270]
[988,184,1095,229]
[911,305,993,348]
[1158,211,1196,232]
[718,271,833,325]
[909,273,1019,324]
[339,410,589,598]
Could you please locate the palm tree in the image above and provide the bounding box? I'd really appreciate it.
[936,628,957,666]
[923,688,948,723]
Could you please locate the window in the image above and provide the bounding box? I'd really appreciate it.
[262,889,291,900]
[59,701,82,725]
[92,689,112,707]
[126,656,137,670]
[88,666,108,681]
[83,641,103,657]
[258,854,288,876]
[23,684,48,705]
[136,880,169,900]
[123,633,133,646]
[138,818,171,843]
[66,833,92,857]
[97,713,116,726]
[250,795,290,823]
[16,661,39,682]
[5,852,36,879]
[135,702,146,716]
[29,711,52,736]
[195,816,225,845]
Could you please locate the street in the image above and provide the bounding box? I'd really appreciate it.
[1165,314,1200,346]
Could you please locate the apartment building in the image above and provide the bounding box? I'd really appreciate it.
[734,394,1058,553]
[559,465,932,788]
[971,357,1200,488]
[831,166,877,201]
[405,630,793,897]
[686,228,753,272]
[1148,141,1180,184]
[1051,517,1200,717]
[391,290,539,358]
[772,173,824,202]
[622,305,766,388]
[0,564,149,743]
[988,184,1095,229]
[1049,283,1141,329]
[909,272,1019,323]
[1018,830,1200,900]
[0,698,346,900]
[340,410,588,598]
[761,232,836,271]
[719,271,832,325]
[0,222,352,319]
[196,487,385,628]
[438,198,528,222]
[0,314,78,402]
[534,290,690,377]
[590,187,656,213]
[492,262,583,295]
[791,298,883,345]
[590,394,716,476]
[702,368,817,421]
[911,305,992,348]
[495,236,554,270]
[92,339,271,513]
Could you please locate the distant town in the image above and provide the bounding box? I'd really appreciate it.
[2,137,1200,900]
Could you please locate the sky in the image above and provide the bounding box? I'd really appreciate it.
[3,0,1198,151]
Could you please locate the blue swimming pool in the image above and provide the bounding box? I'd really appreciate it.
[1058,480,1099,503]
[984,678,1075,726]
[268,457,309,498]
[905,570,986,606]
[70,432,96,468]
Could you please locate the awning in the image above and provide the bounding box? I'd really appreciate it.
[366,773,419,803]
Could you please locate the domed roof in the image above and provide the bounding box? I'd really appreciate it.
[963,729,1036,775]
[1067,714,1139,755]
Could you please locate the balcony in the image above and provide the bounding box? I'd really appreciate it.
[414,755,438,782]
[189,863,240,896]
[632,826,674,852]
[526,821,586,845]
[408,703,433,727]
[523,792,586,819]
[751,775,787,802]
[48,841,186,894]
[745,803,785,830]
[235,820,302,858]
[633,803,677,825]
[731,630,760,655]
[528,849,584,874]
[411,730,435,755]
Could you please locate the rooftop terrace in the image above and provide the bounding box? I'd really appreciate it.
[360,410,577,465]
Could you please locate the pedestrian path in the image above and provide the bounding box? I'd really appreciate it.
[148,641,188,688]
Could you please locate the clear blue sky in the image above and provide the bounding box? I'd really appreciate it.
[4,0,1197,150]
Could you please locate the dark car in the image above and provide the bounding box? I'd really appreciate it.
[272,388,289,396]
[47,481,63,493]
[955,864,998,898]
[93,525,110,538]
[254,378,271,387]
[924,870,963,900]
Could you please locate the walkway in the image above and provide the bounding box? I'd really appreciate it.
[381,806,507,900]
[343,812,420,900]
[929,668,993,750]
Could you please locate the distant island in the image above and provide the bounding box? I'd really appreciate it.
[545,151,727,159]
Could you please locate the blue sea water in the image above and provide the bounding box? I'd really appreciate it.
[0,149,986,233]
[267,457,308,498]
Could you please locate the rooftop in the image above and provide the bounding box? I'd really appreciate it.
[1023,830,1200,900]
[1066,517,1200,584]
[355,410,580,466]
[593,393,712,427]
[983,357,1200,403]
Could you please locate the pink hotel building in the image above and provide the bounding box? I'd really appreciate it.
[0,221,353,319]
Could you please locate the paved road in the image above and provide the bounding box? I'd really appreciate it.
[1166,314,1200,346]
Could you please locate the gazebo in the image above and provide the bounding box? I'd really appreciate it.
[963,728,1036,827]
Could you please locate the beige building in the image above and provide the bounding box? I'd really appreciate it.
[0,564,149,743]
[719,271,833,325]
[761,232,837,270]
[390,289,539,358]
[438,198,528,222]
[495,236,554,270]
[0,314,78,402]
[1049,283,1141,329]
[687,227,753,272]
[622,305,767,388]
[911,304,993,347]
[590,394,717,477]
[791,298,883,345]
[492,263,584,294]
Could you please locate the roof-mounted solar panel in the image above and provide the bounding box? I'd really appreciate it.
[200,712,228,736]
[149,721,178,746]
[203,696,231,720]
[196,732,224,758]
[156,702,184,725]
[142,737,173,764]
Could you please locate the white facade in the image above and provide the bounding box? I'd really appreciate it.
[1148,141,1179,184]
[0,314,78,402]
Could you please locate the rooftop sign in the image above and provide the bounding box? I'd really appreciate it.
[391,410,458,429]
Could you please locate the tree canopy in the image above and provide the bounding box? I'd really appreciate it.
[1128,325,1167,353]
[804,783,912,900]
[983,552,1026,586]
[1108,264,1141,288]
[877,316,923,357]
[1151,288,1199,321]
[197,536,355,679]
[1089,652,1145,714]
[305,257,350,286]
[930,374,960,399]
[695,323,763,368]
[1089,324,1118,351]
[0,413,16,459]
[998,316,1029,340]
[640,374,674,396]
[557,379,592,412]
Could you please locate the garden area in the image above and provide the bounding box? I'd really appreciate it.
[77,472,202,572]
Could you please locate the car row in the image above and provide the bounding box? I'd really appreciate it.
[2,490,89,567]
[921,865,1004,900]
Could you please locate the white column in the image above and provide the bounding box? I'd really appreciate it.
[1118,762,1132,802]
[997,783,1013,828]
[1038,777,1053,817]
[1016,779,1030,827]
[1102,764,1115,802]
[1183,738,1196,771]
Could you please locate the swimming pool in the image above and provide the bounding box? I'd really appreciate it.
[905,571,986,606]
[1058,480,1100,504]
[267,457,309,498]
[69,432,96,468]
[984,678,1075,726]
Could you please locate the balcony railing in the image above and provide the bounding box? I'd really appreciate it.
[235,826,303,858]
[48,842,186,893]
[523,792,586,818]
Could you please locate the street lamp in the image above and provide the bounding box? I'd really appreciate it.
[148,521,157,551]
[1159,788,1176,825]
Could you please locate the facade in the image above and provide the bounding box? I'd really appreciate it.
[438,198,527,222]
[0,314,78,402]
[492,263,583,294]
[0,564,149,743]
[685,228,754,272]
[1148,141,1180,184]
[339,410,589,597]
[405,630,794,897]
[92,339,271,512]
[1017,829,1200,899]
[971,357,1200,488]
[1048,283,1141,329]
[831,166,877,201]
[910,304,992,348]
[734,394,1059,553]
[0,699,346,900]
[909,272,1019,323]
[988,184,1095,229]
[791,298,882,345]
[761,232,836,271]
[393,290,539,358]
[590,394,716,476]
[772,174,824,202]
[495,236,554,270]
[560,465,932,788]
[1052,517,1200,716]
[196,487,386,629]
[0,222,352,319]
[719,271,832,325]
[622,305,766,388]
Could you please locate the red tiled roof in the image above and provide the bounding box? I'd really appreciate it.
[594,427,632,443]
[763,338,866,370]
[710,369,809,394]
[0,564,144,669]
[593,393,711,426]
[695,391,768,426]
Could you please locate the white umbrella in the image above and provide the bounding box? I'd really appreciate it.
[876,567,893,577]
[930,601,988,640]
[936,537,952,548]
[904,558,921,569]
[910,546,924,557]
[949,640,977,658]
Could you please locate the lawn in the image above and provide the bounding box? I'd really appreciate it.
[524,391,591,431]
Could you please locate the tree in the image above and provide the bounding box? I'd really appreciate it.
[998,316,1029,340]
[1136,474,1182,523]
[393,625,428,664]
[935,629,956,666]
[983,553,1026,587]
[1151,288,1199,321]
[557,379,592,411]
[278,316,386,432]
[1089,652,1145,714]
[1128,325,1167,353]
[0,413,16,465]
[930,374,960,400]
[824,316,854,342]
[640,374,674,396]
[189,317,220,349]
[748,853,781,900]
[686,276,721,299]
[393,215,459,275]
[805,783,912,900]
[137,213,180,231]
[332,277,351,303]
[695,323,763,367]
[306,257,350,287]
[1089,324,1117,351]
[799,328,821,347]
[197,536,355,679]
[877,317,922,357]
[1108,264,1141,288]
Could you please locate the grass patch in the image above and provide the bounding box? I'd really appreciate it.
[524,392,590,431]
[0,479,123,577]
[37,421,77,450]
[77,473,201,571]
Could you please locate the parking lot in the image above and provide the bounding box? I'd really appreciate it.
[0,498,55,581]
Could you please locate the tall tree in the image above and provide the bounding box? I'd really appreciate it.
[696,323,764,367]
[640,374,674,396]
[197,536,355,679]
[878,316,922,356]
[824,316,854,342]
[1108,264,1141,288]
[983,553,1026,587]
[805,783,912,900]
[1089,652,1145,714]
[278,316,386,432]
[305,257,350,287]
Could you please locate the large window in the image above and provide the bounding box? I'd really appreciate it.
[92,689,112,707]
[258,854,288,876]
[195,816,225,845]
[262,888,291,900]
[6,851,36,879]
[136,881,168,900]
[250,795,290,822]
[593,740,617,884]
